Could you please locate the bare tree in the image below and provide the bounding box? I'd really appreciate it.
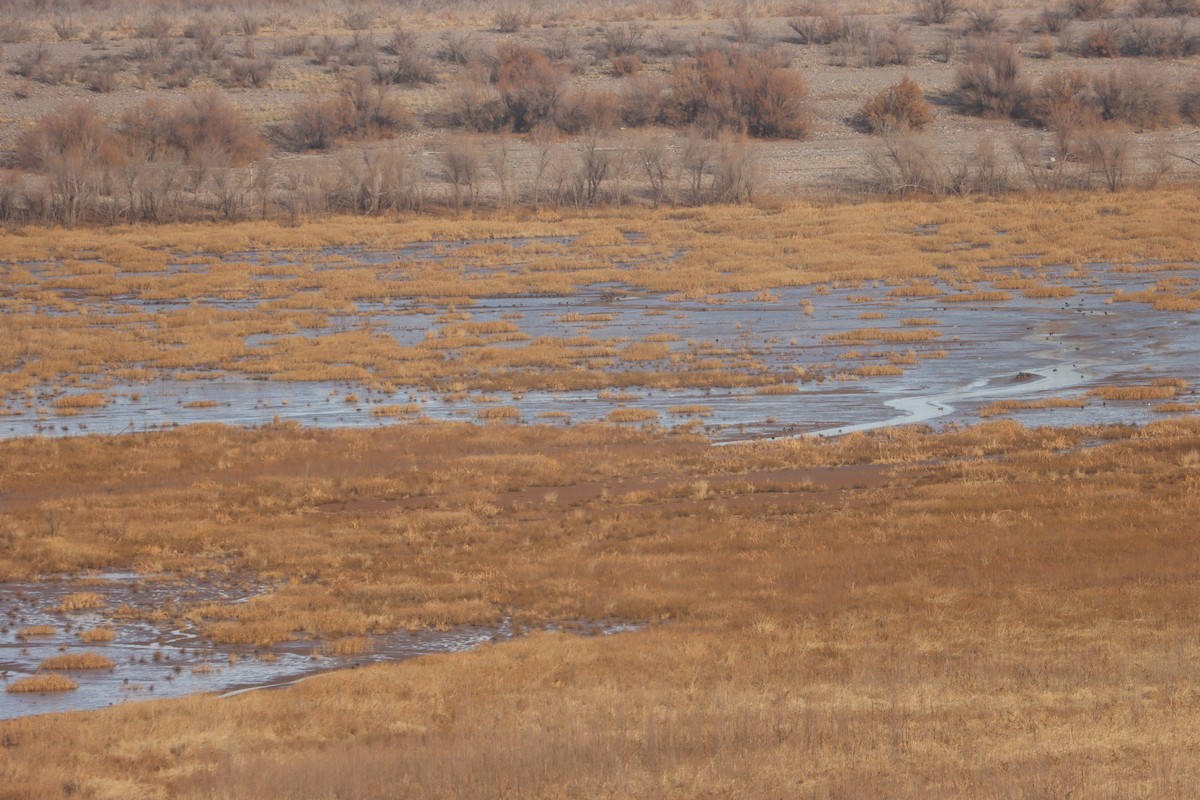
[439,136,484,211]
[680,129,715,205]
[712,134,761,204]
[1083,124,1131,192]
[486,137,514,209]
[634,133,673,208]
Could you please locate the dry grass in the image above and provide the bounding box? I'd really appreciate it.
[15,625,56,638]
[1089,380,1187,401]
[79,627,116,643]
[2,419,1200,797]
[322,636,373,657]
[53,592,104,612]
[0,191,1198,402]
[5,674,77,694]
[978,397,1087,417]
[38,652,116,671]
[606,408,660,423]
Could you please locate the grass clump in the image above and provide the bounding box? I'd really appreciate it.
[39,652,116,670]
[6,675,78,693]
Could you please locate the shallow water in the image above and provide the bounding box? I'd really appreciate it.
[4,258,1197,441]
[0,571,637,720]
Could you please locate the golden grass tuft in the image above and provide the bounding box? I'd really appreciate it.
[979,397,1087,417]
[16,625,57,638]
[322,636,373,657]
[823,328,940,344]
[39,652,116,670]
[476,406,521,421]
[79,626,116,643]
[1089,382,1185,401]
[54,592,105,612]
[851,364,905,377]
[5,674,77,693]
[606,408,659,423]
[52,393,110,410]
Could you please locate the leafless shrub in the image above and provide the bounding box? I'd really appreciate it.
[440,68,506,132]
[619,76,666,127]
[439,135,484,210]
[961,134,1012,193]
[1092,65,1177,129]
[1028,69,1098,155]
[1037,6,1071,33]
[238,13,261,37]
[343,8,375,31]
[1082,123,1131,190]
[788,7,862,45]
[137,17,172,40]
[53,16,81,41]
[1123,19,1198,57]
[0,18,33,43]
[223,56,275,88]
[1133,0,1200,14]
[17,104,116,226]
[711,134,761,203]
[378,28,436,84]
[13,45,71,85]
[336,145,423,213]
[1067,0,1113,20]
[81,56,122,93]
[956,35,1028,117]
[496,44,569,132]
[868,128,951,194]
[1183,82,1200,123]
[278,35,311,57]
[679,128,715,204]
[668,47,811,139]
[915,0,960,25]
[555,88,620,134]
[633,132,674,207]
[183,19,221,59]
[1033,33,1058,58]
[862,25,918,66]
[1081,21,1122,56]
[601,23,646,57]
[610,53,641,76]
[728,10,759,45]
[341,69,413,136]
[962,1,1005,35]
[860,75,934,133]
[438,32,480,65]
[652,30,690,58]
[284,94,354,150]
[494,3,532,33]
[313,35,339,66]
[932,30,958,61]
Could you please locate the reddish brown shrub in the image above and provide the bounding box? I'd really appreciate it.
[495,44,569,132]
[955,35,1028,117]
[619,76,667,127]
[668,47,810,139]
[860,76,934,133]
[555,89,620,134]
[285,95,355,150]
[116,93,266,166]
[1081,21,1122,57]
